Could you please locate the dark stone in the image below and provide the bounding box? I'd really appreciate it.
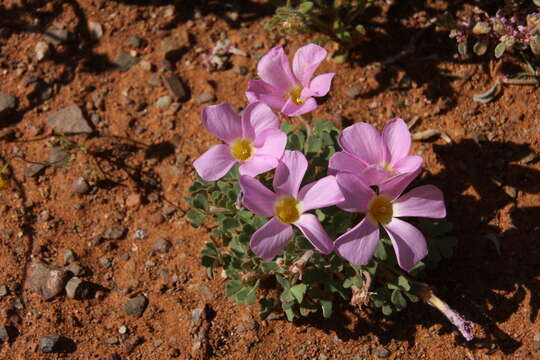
[24,163,46,178]
[46,104,93,134]
[124,295,148,317]
[65,277,91,299]
[233,66,248,76]
[161,74,189,102]
[103,226,126,240]
[152,238,172,253]
[0,93,16,118]
[346,86,362,99]
[48,147,69,168]
[115,53,139,71]
[27,263,71,300]
[43,29,70,46]
[72,177,90,194]
[39,335,65,353]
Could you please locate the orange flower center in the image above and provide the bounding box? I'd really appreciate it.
[367,195,393,225]
[287,86,304,105]
[230,138,254,162]
[275,196,301,224]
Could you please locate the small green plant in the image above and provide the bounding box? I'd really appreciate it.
[266,0,375,61]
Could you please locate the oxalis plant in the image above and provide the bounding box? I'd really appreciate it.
[186,44,474,341]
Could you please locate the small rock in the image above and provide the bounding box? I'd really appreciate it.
[104,336,119,345]
[66,262,86,277]
[346,86,361,99]
[0,326,12,343]
[126,193,141,207]
[161,74,188,102]
[88,21,103,40]
[318,355,328,360]
[152,238,171,253]
[35,41,50,61]
[48,147,69,168]
[145,260,156,267]
[374,345,390,358]
[368,101,379,110]
[46,104,93,134]
[65,277,90,299]
[534,329,540,342]
[103,226,126,240]
[156,96,171,108]
[118,325,128,334]
[140,60,153,72]
[115,53,139,72]
[0,285,8,298]
[63,249,76,265]
[124,295,148,317]
[12,297,23,310]
[72,177,90,194]
[27,263,71,300]
[0,93,16,118]
[99,257,112,268]
[197,92,216,104]
[161,38,182,60]
[129,36,142,48]
[191,307,205,328]
[39,335,62,353]
[43,29,70,45]
[24,163,46,178]
[233,65,248,75]
[134,229,146,240]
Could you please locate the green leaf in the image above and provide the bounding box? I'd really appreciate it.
[226,280,244,297]
[259,298,275,320]
[457,41,467,56]
[391,290,407,309]
[290,284,308,303]
[193,193,208,211]
[201,255,217,267]
[343,277,363,289]
[494,42,506,58]
[321,299,332,318]
[245,282,259,305]
[306,136,322,153]
[187,209,205,227]
[473,80,500,104]
[284,308,296,321]
[382,304,393,315]
[315,209,326,222]
[374,241,387,260]
[298,1,313,13]
[222,217,239,232]
[397,276,410,291]
[281,122,293,134]
[260,261,279,273]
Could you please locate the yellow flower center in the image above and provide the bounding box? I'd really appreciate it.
[367,196,393,225]
[380,162,393,172]
[230,138,254,162]
[274,196,301,224]
[287,86,304,105]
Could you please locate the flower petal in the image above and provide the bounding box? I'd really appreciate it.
[242,102,280,140]
[273,150,307,197]
[280,97,318,117]
[393,185,446,218]
[393,155,423,174]
[257,46,297,91]
[302,73,335,97]
[298,175,344,212]
[294,213,334,254]
[252,128,287,156]
[335,218,380,265]
[359,164,391,186]
[250,218,293,261]
[193,144,236,181]
[246,80,287,110]
[201,103,242,143]
[382,118,411,165]
[379,167,422,201]
[328,151,368,176]
[383,218,428,271]
[335,173,374,213]
[239,155,279,178]
[292,44,328,88]
[239,175,277,217]
[339,122,384,165]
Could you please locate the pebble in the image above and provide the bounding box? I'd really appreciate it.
[99,257,112,268]
[35,41,50,61]
[145,260,156,267]
[88,21,103,40]
[104,336,119,345]
[129,36,142,48]
[233,65,248,75]
[27,263,71,300]
[156,96,171,108]
[63,249,76,265]
[118,325,128,334]
[39,335,62,353]
[103,226,126,240]
[152,238,172,253]
[115,53,140,71]
[46,104,93,134]
[43,29,70,45]
[0,326,12,343]
[197,92,216,104]
[346,86,361,99]
[72,177,90,194]
[374,345,391,358]
[126,193,141,207]
[0,93,16,118]
[124,295,148,317]
[66,262,86,277]
[318,354,328,360]
[48,147,69,167]
[191,307,205,328]
[0,285,8,298]
[534,329,540,342]
[134,229,146,240]
[65,277,90,299]
[24,163,46,178]
[161,74,189,102]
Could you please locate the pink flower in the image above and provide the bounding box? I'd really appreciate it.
[329,118,423,186]
[246,44,335,117]
[335,171,446,271]
[239,151,344,260]
[194,102,287,181]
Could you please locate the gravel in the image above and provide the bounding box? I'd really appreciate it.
[27,263,71,300]
[39,335,62,353]
[103,226,126,240]
[161,74,189,102]
[374,345,391,358]
[152,238,172,253]
[115,53,140,71]
[124,295,148,317]
[46,104,93,134]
